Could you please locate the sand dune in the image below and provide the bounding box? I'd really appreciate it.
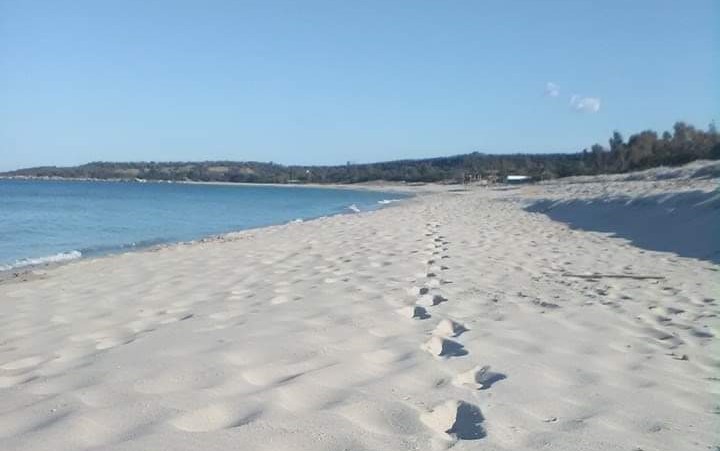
[0,163,717,450]
[526,186,720,263]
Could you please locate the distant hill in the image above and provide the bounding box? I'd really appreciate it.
[3,122,718,184]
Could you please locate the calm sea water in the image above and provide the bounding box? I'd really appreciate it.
[0,179,406,270]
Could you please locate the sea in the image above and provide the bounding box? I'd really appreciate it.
[0,179,406,271]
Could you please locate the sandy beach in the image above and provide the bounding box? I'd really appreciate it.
[1,164,718,451]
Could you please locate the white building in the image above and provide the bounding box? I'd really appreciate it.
[506,175,531,184]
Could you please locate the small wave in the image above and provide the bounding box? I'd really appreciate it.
[290,218,304,223]
[378,199,402,205]
[347,204,361,213]
[0,250,82,271]
[79,238,168,256]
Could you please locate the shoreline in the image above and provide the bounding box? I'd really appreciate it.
[0,188,428,284]
[0,174,446,194]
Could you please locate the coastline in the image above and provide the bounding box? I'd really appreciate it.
[1,167,717,451]
[0,174,442,195]
[0,185,428,284]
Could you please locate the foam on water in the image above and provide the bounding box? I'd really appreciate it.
[0,250,82,271]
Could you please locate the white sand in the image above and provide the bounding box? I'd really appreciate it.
[1,164,718,450]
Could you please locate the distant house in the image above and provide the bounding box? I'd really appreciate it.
[505,175,532,184]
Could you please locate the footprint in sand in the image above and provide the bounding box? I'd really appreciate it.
[422,336,468,358]
[407,286,428,296]
[454,365,507,390]
[397,305,431,320]
[421,400,485,440]
[417,294,448,307]
[434,319,468,337]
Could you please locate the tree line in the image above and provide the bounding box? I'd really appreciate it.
[3,121,718,184]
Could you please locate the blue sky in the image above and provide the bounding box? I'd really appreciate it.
[1,0,717,171]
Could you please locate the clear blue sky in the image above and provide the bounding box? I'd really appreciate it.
[1,0,717,171]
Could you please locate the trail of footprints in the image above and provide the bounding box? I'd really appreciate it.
[398,221,506,443]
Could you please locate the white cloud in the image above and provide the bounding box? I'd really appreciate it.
[544,82,560,97]
[570,95,601,113]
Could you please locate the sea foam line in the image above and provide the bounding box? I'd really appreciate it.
[0,250,83,271]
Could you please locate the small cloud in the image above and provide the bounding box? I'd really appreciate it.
[570,95,601,113]
[544,82,560,97]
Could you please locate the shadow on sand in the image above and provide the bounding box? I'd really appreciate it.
[526,190,720,264]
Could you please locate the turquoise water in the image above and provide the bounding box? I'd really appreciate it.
[0,179,406,270]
